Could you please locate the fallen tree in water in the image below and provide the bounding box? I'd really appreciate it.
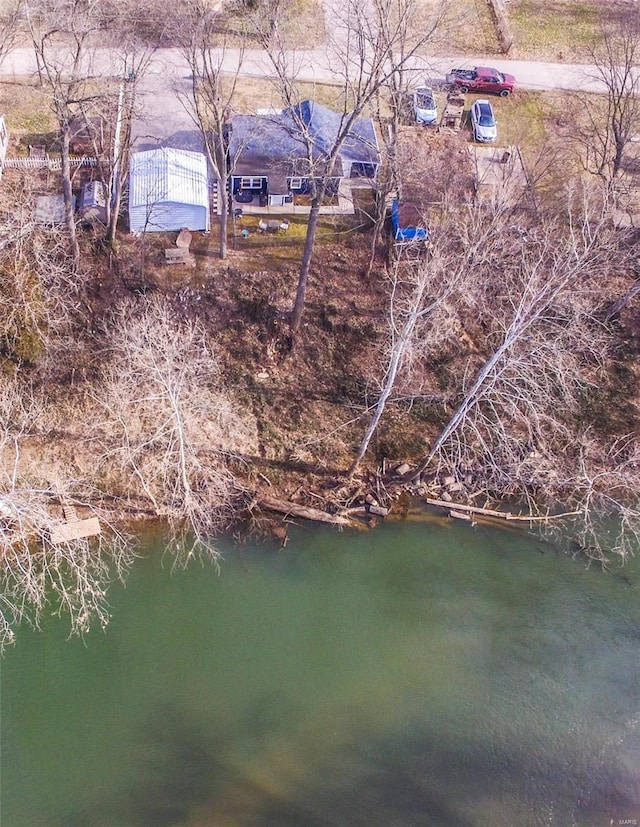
[256,494,354,527]
[422,498,581,523]
[346,192,640,563]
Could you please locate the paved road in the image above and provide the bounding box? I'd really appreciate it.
[0,43,615,152]
[0,45,612,94]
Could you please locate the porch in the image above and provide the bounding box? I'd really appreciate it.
[230,178,356,216]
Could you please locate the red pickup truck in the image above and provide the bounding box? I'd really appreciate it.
[447,66,516,97]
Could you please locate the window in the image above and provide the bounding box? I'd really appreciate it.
[288,177,304,190]
[268,194,293,206]
[350,163,377,179]
[240,176,263,190]
[477,105,495,126]
[415,91,434,109]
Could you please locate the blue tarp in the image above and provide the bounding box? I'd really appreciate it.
[391,200,428,242]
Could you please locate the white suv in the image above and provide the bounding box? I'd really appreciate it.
[470,99,497,143]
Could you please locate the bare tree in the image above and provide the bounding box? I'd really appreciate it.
[0,1,22,72]
[81,49,155,245]
[180,0,245,260]
[0,377,134,652]
[577,8,640,184]
[0,178,91,376]
[349,189,513,475]
[349,229,465,475]
[26,0,160,256]
[255,0,446,336]
[26,0,105,267]
[396,196,640,558]
[95,296,257,564]
[413,207,612,475]
[559,437,640,566]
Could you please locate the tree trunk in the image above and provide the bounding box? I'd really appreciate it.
[349,252,449,475]
[349,301,418,475]
[348,343,403,475]
[365,193,388,280]
[219,182,228,260]
[291,196,322,334]
[61,124,80,269]
[258,494,353,526]
[108,176,123,246]
[605,277,640,320]
[413,335,515,478]
[612,128,625,177]
[107,80,130,246]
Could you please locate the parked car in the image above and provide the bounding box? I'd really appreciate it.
[447,66,515,97]
[413,86,437,125]
[470,99,497,143]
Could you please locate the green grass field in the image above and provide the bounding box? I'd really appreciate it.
[508,0,606,60]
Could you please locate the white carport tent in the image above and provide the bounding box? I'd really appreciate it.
[129,147,210,233]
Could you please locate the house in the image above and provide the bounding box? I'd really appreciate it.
[128,147,210,234]
[227,100,380,207]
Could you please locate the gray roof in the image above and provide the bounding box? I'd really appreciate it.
[229,100,379,177]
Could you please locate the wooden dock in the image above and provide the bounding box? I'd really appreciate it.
[50,517,101,545]
[49,494,101,545]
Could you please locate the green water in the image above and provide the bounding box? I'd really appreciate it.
[1,518,639,826]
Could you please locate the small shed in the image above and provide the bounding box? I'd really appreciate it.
[129,147,210,234]
[79,180,107,224]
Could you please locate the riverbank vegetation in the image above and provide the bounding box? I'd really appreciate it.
[1,0,640,648]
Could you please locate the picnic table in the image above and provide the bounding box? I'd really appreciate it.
[164,247,194,267]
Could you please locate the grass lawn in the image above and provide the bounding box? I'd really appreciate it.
[281,0,326,49]
[0,80,55,144]
[508,0,618,60]
[230,77,350,114]
[415,0,629,63]
[461,89,584,206]
[462,90,581,155]
[413,0,501,56]
[232,213,361,258]
[486,91,549,151]
[461,91,550,154]
[219,0,326,50]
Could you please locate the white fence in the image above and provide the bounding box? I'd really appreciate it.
[3,156,97,170]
